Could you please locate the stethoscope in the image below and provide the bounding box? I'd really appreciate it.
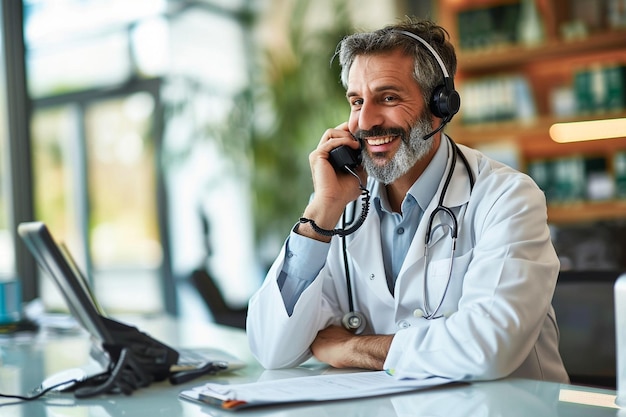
[341,136,475,333]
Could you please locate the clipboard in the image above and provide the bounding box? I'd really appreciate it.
[179,370,455,410]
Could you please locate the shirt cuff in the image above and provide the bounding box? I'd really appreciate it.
[278,226,331,315]
[284,226,330,276]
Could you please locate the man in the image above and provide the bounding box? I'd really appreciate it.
[247,17,569,383]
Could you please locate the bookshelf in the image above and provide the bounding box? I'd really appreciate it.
[438,0,626,224]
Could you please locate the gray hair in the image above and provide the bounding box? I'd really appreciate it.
[334,17,457,109]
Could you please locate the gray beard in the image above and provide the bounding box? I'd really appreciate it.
[362,117,435,185]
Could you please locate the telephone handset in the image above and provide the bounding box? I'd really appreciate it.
[328,144,362,172]
[303,141,369,238]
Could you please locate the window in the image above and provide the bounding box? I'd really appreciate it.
[23,0,259,317]
[85,94,163,312]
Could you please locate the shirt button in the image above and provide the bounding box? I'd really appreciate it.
[397,227,404,235]
[286,251,294,258]
[397,320,410,329]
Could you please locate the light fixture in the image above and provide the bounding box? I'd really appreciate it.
[549,117,626,143]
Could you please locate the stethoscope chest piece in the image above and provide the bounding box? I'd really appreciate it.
[342,311,366,334]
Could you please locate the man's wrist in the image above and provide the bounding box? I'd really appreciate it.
[294,220,332,242]
[351,334,393,370]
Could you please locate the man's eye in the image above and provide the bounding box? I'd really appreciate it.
[384,96,396,102]
[351,98,363,106]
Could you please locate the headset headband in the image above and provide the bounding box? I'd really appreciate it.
[393,29,452,80]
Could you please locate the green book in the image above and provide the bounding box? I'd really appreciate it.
[605,64,626,112]
[615,152,626,200]
[574,69,592,115]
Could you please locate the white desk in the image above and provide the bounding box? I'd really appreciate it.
[0,315,622,416]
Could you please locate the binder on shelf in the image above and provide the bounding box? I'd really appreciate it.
[574,69,593,114]
[615,152,626,200]
[605,64,626,112]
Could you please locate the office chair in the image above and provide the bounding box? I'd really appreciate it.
[189,209,247,329]
[551,270,622,388]
[190,268,247,329]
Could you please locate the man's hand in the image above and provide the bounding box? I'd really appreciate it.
[311,325,393,370]
[296,123,364,242]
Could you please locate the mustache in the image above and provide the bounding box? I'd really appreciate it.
[354,127,407,142]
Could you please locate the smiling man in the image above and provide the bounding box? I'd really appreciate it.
[246,17,569,383]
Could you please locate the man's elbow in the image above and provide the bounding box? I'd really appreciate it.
[253,349,311,370]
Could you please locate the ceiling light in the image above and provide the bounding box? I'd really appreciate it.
[549,118,626,143]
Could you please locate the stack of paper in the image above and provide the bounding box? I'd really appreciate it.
[179,371,453,410]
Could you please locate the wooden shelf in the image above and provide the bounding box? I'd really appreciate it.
[458,29,626,73]
[548,200,626,224]
[439,0,626,226]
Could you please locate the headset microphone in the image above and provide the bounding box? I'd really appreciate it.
[422,116,451,141]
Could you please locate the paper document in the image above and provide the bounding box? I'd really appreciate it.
[179,371,454,410]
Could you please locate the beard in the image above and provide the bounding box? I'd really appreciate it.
[356,114,435,185]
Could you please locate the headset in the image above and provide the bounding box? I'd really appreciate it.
[394,29,460,139]
[341,29,472,333]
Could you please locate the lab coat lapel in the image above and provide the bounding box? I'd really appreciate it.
[345,211,395,306]
[402,196,439,268]
[442,142,474,209]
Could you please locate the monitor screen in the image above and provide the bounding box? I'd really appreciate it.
[18,221,113,345]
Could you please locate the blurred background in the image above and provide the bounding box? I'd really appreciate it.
[1,0,625,326]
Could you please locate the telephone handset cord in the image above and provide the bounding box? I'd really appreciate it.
[298,166,370,237]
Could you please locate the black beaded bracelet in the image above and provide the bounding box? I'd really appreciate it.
[298,185,370,238]
[298,217,339,237]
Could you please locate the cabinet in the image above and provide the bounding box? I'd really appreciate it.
[438,0,626,224]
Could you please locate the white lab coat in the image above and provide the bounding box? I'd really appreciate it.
[247,142,569,383]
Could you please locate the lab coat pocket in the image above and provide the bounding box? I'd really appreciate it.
[423,249,473,316]
[423,257,454,309]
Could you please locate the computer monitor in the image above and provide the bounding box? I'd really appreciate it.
[552,270,621,388]
[18,221,114,345]
[18,221,179,381]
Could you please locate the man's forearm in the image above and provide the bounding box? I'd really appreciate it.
[348,333,394,369]
[311,326,393,370]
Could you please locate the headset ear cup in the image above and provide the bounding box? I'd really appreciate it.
[430,85,461,119]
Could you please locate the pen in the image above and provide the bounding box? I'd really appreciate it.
[169,361,228,385]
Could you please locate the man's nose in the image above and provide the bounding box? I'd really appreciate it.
[358,102,384,131]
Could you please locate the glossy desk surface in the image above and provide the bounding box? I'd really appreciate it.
[0,315,622,417]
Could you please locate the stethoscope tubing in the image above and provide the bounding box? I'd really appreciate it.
[342,136,475,330]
